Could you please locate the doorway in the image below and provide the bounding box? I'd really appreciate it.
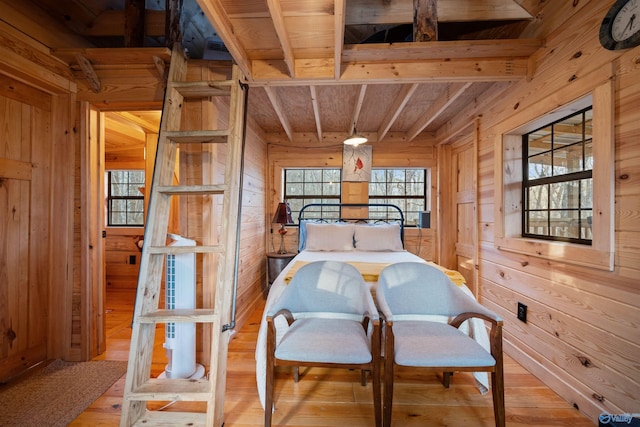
[437,124,479,297]
[97,110,161,360]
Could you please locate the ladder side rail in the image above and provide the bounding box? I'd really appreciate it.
[211,64,247,427]
[120,46,188,427]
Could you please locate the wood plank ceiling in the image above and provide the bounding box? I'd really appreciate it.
[197,0,543,142]
[23,0,553,144]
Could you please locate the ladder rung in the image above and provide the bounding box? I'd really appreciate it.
[165,130,230,144]
[128,378,212,402]
[138,309,218,323]
[131,410,207,427]
[147,245,225,255]
[156,184,228,195]
[171,80,233,98]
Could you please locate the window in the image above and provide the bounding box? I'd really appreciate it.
[107,170,145,226]
[369,168,428,226]
[284,169,341,223]
[495,82,614,271]
[282,167,428,226]
[522,107,593,244]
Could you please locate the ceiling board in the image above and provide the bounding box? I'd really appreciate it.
[17,0,579,142]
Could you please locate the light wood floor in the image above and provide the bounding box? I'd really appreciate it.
[69,288,595,426]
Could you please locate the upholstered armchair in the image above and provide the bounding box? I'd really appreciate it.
[265,260,382,427]
[376,262,505,427]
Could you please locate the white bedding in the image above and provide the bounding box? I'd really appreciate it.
[255,250,490,410]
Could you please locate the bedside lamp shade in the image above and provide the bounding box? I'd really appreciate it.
[272,202,293,254]
[272,202,293,225]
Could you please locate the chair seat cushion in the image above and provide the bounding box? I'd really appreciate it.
[275,318,372,364]
[392,321,495,367]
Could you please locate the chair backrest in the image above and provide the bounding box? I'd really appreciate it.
[272,260,372,316]
[377,262,465,317]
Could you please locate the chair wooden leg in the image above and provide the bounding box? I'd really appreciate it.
[442,372,453,388]
[491,367,505,427]
[294,366,299,382]
[383,328,395,427]
[266,323,276,427]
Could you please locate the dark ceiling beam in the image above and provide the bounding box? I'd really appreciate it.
[124,0,146,47]
[166,0,183,49]
[413,0,437,42]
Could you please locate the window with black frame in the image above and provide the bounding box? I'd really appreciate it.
[369,168,428,226]
[522,107,593,244]
[283,169,341,223]
[107,170,145,226]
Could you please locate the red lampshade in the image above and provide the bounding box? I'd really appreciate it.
[272,202,294,225]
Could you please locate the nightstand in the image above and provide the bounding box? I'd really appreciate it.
[266,252,296,285]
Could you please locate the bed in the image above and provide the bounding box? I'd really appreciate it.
[255,203,490,409]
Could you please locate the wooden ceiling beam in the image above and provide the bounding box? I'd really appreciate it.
[334,0,346,80]
[345,0,531,25]
[437,0,532,22]
[343,39,542,62]
[196,0,253,82]
[377,83,419,142]
[75,53,101,93]
[310,86,323,142]
[111,112,161,133]
[407,81,472,141]
[264,86,294,141]
[349,84,368,135]
[53,47,171,65]
[250,56,528,84]
[266,0,295,78]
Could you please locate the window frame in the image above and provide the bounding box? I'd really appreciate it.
[368,167,429,227]
[494,82,614,271]
[106,170,145,227]
[283,168,342,223]
[280,167,430,226]
[521,106,593,245]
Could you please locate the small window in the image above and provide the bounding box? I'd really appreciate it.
[107,170,145,226]
[369,168,428,226]
[522,107,593,244]
[496,82,614,271]
[284,168,341,223]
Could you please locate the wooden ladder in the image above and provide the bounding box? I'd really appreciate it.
[120,46,246,427]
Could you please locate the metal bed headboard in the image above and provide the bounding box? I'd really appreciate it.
[297,202,405,247]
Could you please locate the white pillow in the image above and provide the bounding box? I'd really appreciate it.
[354,223,403,251]
[305,223,355,251]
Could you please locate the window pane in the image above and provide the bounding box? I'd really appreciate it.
[324,181,340,196]
[527,126,552,156]
[323,169,340,182]
[580,178,593,208]
[549,181,579,210]
[527,211,548,235]
[527,185,548,210]
[286,169,303,182]
[107,170,145,226]
[553,142,584,175]
[582,211,593,239]
[584,140,594,171]
[522,106,592,244]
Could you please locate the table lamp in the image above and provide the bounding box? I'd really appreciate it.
[272,202,294,254]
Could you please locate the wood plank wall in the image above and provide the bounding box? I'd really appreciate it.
[436,2,640,423]
[267,137,437,261]
[0,21,76,379]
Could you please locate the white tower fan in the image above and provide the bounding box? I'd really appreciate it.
[159,234,205,379]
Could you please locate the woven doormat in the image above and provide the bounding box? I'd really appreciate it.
[0,359,127,427]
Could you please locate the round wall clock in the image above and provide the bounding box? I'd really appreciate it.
[599,0,640,50]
